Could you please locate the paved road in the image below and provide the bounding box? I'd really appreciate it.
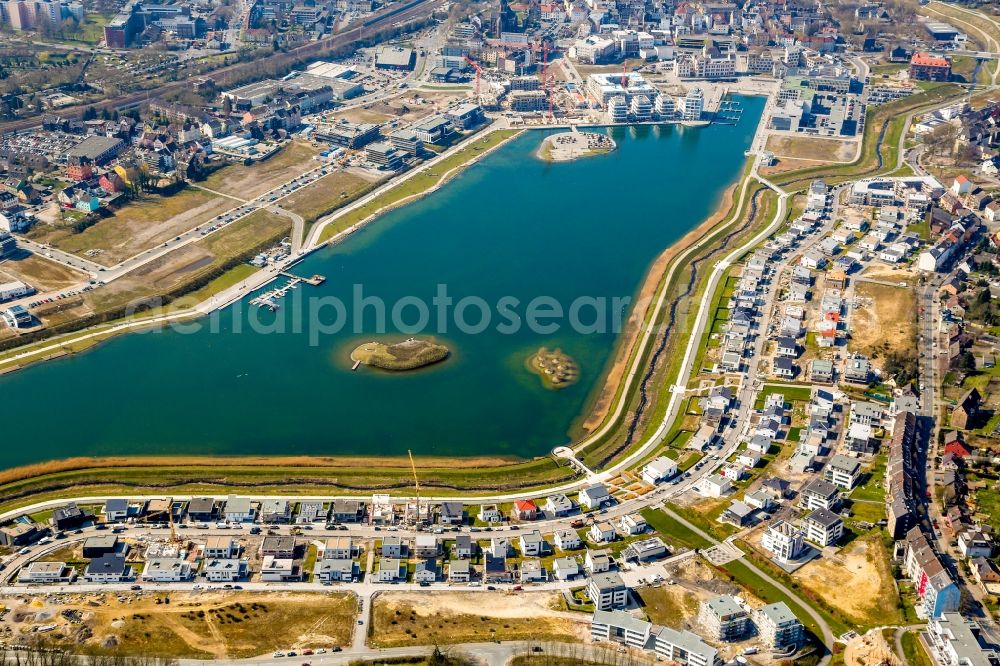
[925,1,1000,85]
[661,506,834,663]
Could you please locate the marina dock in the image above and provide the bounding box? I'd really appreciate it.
[280,272,326,286]
[250,272,326,310]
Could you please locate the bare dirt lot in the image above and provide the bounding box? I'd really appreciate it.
[850,281,917,361]
[28,189,232,267]
[793,534,901,627]
[635,585,701,629]
[0,253,88,291]
[199,141,321,200]
[369,592,587,648]
[0,591,355,659]
[765,135,858,163]
[845,628,903,666]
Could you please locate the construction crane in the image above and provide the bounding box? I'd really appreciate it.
[169,499,179,543]
[464,55,483,99]
[407,449,422,529]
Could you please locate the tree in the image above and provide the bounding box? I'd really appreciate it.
[960,351,977,372]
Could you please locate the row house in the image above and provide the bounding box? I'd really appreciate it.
[902,526,962,618]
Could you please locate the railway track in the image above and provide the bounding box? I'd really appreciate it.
[0,0,442,134]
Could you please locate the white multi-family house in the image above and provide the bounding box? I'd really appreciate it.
[589,522,616,543]
[519,530,550,556]
[697,474,733,497]
[802,507,843,547]
[203,558,248,583]
[642,457,678,485]
[579,484,611,510]
[552,556,580,581]
[479,504,502,523]
[619,514,647,536]
[585,548,612,573]
[555,528,582,550]
[762,521,804,563]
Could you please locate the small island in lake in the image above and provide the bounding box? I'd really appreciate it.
[527,347,579,389]
[351,338,450,371]
[537,131,616,162]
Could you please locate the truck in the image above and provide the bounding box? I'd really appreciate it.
[569,519,585,528]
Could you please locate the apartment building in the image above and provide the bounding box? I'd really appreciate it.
[698,595,751,642]
[802,507,844,547]
[824,454,861,490]
[587,572,629,611]
[762,521,804,564]
[800,478,841,511]
[755,602,804,649]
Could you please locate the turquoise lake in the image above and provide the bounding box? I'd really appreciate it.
[1,97,764,466]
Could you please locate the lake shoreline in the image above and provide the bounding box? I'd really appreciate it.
[0,104,766,469]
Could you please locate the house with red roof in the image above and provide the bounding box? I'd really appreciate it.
[951,175,972,196]
[943,431,971,458]
[513,499,538,521]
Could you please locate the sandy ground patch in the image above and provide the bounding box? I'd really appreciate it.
[381,591,577,620]
[0,591,355,659]
[200,141,320,200]
[858,264,917,286]
[28,189,232,267]
[329,107,396,124]
[760,156,829,176]
[0,253,88,291]
[850,281,917,360]
[793,535,900,626]
[371,591,587,648]
[765,135,858,163]
[844,628,903,666]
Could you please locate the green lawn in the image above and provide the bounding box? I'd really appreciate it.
[720,558,849,639]
[850,454,887,503]
[754,384,813,410]
[901,630,933,666]
[640,507,713,550]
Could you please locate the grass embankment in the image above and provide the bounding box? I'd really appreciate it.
[773,83,964,190]
[582,184,776,472]
[317,130,520,244]
[0,456,579,514]
[575,166,769,470]
[901,630,934,666]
